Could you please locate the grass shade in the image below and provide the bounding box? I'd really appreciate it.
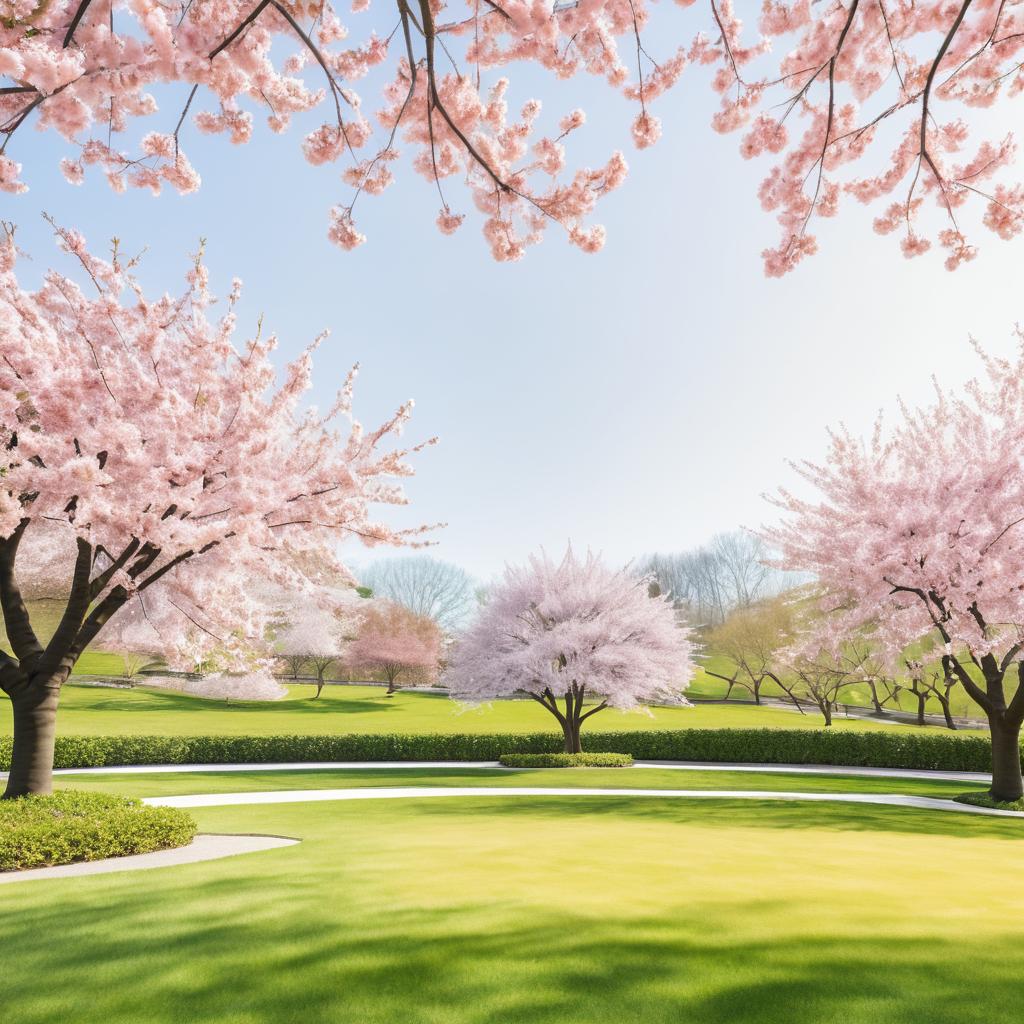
[954,791,1024,813]
[3,793,1024,1023]
[0,790,196,871]
[499,753,634,767]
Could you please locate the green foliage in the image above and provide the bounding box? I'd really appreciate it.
[0,790,196,871]
[0,727,1000,771]
[954,791,1024,813]
[499,753,634,767]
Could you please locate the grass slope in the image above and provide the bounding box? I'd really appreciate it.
[0,682,942,738]
[3,793,1022,1024]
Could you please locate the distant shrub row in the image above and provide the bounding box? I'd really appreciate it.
[499,753,634,768]
[0,791,196,872]
[0,728,999,772]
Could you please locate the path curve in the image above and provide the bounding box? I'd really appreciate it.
[44,760,993,784]
[0,833,298,885]
[143,786,1024,818]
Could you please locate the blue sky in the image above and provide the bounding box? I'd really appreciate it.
[6,48,1024,584]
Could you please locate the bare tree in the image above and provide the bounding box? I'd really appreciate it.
[360,556,475,632]
[640,531,798,627]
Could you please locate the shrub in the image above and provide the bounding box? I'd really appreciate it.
[0,727,1002,773]
[0,791,197,872]
[500,753,634,768]
[953,791,1024,813]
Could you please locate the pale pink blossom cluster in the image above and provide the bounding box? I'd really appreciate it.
[347,599,441,688]
[763,331,1024,721]
[445,547,695,713]
[0,0,687,260]
[0,224,434,679]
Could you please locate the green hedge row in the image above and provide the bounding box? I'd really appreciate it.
[0,728,999,772]
[500,753,634,768]
[0,791,197,872]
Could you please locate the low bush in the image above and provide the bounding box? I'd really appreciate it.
[499,753,634,768]
[0,727,1001,772]
[953,791,1024,813]
[0,791,197,872]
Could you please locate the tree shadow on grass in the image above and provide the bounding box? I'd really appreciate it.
[2,866,1021,1024]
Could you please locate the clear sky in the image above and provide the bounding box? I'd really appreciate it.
[7,51,1024,584]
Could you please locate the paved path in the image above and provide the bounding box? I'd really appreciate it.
[143,786,1024,817]
[48,760,993,783]
[0,833,298,885]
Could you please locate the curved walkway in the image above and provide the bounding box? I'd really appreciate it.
[0,833,298,885]
[48,760,993,783]
[143,785,1024,818]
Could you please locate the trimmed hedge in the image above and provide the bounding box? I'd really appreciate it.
[0,790,197,872]
[0,727,1001,772]
[500,753,634,768]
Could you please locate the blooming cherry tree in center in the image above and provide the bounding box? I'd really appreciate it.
[445,548,695,752]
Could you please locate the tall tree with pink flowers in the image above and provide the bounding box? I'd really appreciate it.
[446,548,694,752]
[766,336,1024,801]
[6,3,1024,270]
[0,224,432,798]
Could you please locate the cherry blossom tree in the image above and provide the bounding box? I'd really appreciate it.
[765,334,1024,800]
[275,600,363,697]
[6,2,1024,271]
[0,223,432,798]
[445,548,695,752]
[347,600,441,693]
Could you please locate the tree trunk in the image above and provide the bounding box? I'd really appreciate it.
[4,682,60,799]
[313,681,324,699]
[989,716,1023,803]
[915,691,926,727]
[820,702,832,727]
[938,694,956,731]
[753,677,762,705]
[386,677,398,696]
[562,717,582,754]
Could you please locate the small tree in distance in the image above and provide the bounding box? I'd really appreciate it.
[347,602,441,695]
[275,603,362,698]
[446,548,695,753]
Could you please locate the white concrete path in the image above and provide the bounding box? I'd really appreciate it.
[0,833,298,885]
[143,786,1024,818]
[47,760,993,784]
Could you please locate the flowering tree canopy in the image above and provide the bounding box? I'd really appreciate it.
[445,548,694,751]
[347,599,441,692]
[275,597,363,695]
[765,334,1024,799]
[0,224,432,796]
[5,2,1024,271]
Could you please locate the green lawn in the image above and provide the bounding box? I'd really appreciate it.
[3,782,1023,1024]
[0,680,948,737]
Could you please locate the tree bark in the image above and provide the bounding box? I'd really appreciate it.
[4,681,60,798]
[562,717,582,754]
[935,692,956,730]
[989,715,1023,802]
[820,702,832,727]
[313,681,324,699]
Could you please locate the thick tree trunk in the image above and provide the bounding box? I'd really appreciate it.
[4,682,60,799]
[753,678,762,705]
[386,678,398,696]
[820,702,832,727]
[915,692,926,727]
[562,717,582,754]
[989,716,1023,802]
[313,681,324,699]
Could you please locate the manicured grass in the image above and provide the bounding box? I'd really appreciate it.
[3,792,1023,1023]
[52,766,988,801]
[0,681,945,739]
